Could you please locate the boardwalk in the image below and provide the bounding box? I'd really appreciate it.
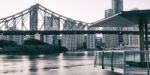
[48,65,123,75]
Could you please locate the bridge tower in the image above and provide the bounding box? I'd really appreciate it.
[30,4,39,39]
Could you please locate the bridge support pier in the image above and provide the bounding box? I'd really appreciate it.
[30,4,39,39]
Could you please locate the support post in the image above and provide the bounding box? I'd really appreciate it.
[145,16,148,51]
[94,52,97,67]
[139,15,145,62]
[102,51,105,69]
[144,16,149,75]
[124,51,126,74]
[111,52,114,71]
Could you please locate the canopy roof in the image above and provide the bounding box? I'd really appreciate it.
[91,9,150,27]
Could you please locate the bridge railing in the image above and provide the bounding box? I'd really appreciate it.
[94,50,150,75]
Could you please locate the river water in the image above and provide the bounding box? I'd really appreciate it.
[0,52,122,75]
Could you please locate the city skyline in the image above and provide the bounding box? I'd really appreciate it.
[0,0,150,23]
[0,1,149,75]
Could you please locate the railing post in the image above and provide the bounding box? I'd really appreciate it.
[146,51,150,75]
[94,52,97,67]
[102,51,105,69]
[124,51,126,75]
[111,51,114,71]
[134,52,135,61]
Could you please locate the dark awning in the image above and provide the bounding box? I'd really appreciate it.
[91,9,150,27]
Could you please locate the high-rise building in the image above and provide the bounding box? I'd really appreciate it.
[77,22,86,49]
[112,0,124,46]
[112,0,123,14]
[103,0,123,48]
[103,9,120,48]
[0,34,6,40]
[87,27,96,50]
[34,33,41,40]
[103,0,140,48]
[103,27,119,48]
[62,20,77,50]
[124,27,139,48]
[44,16,60,45]
[96,37,103,48]
[6,26,23,45]
[62,21,86,50]
[105,9,114,18]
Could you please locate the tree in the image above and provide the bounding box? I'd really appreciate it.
[23,39,49,45]
[0,40,18,47]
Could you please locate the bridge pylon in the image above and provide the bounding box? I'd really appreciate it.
[30,4,39,38]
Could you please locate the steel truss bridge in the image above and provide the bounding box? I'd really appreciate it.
[0,3,142,35]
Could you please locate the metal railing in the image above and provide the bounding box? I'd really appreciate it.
[94,50,150,75]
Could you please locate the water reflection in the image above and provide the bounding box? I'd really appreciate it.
[0,51,122,75]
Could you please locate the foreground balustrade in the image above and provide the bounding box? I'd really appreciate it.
[94,50,150,75]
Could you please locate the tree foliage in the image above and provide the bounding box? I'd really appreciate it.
[0,40,18,47]
[2,45,68,55]
[0,39,68,55]
[23,39,49,45]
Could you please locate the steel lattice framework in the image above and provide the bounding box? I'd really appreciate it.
[0,3,141,35]
[0,3,89,31]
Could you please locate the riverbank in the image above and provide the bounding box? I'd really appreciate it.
[0,39,68,55]
[0,45,68,55]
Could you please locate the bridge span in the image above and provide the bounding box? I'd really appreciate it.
[0,30,144,35]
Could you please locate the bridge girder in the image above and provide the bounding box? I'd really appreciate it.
[0,30,144,35]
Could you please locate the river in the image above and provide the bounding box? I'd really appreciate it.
[0,52,122,75]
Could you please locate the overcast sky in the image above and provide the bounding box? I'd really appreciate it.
[0,0,150,23]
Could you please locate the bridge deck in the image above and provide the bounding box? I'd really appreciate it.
[0,30,145,35]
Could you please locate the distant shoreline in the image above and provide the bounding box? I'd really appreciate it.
[0,39,68,55]
[0,45,68,55]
